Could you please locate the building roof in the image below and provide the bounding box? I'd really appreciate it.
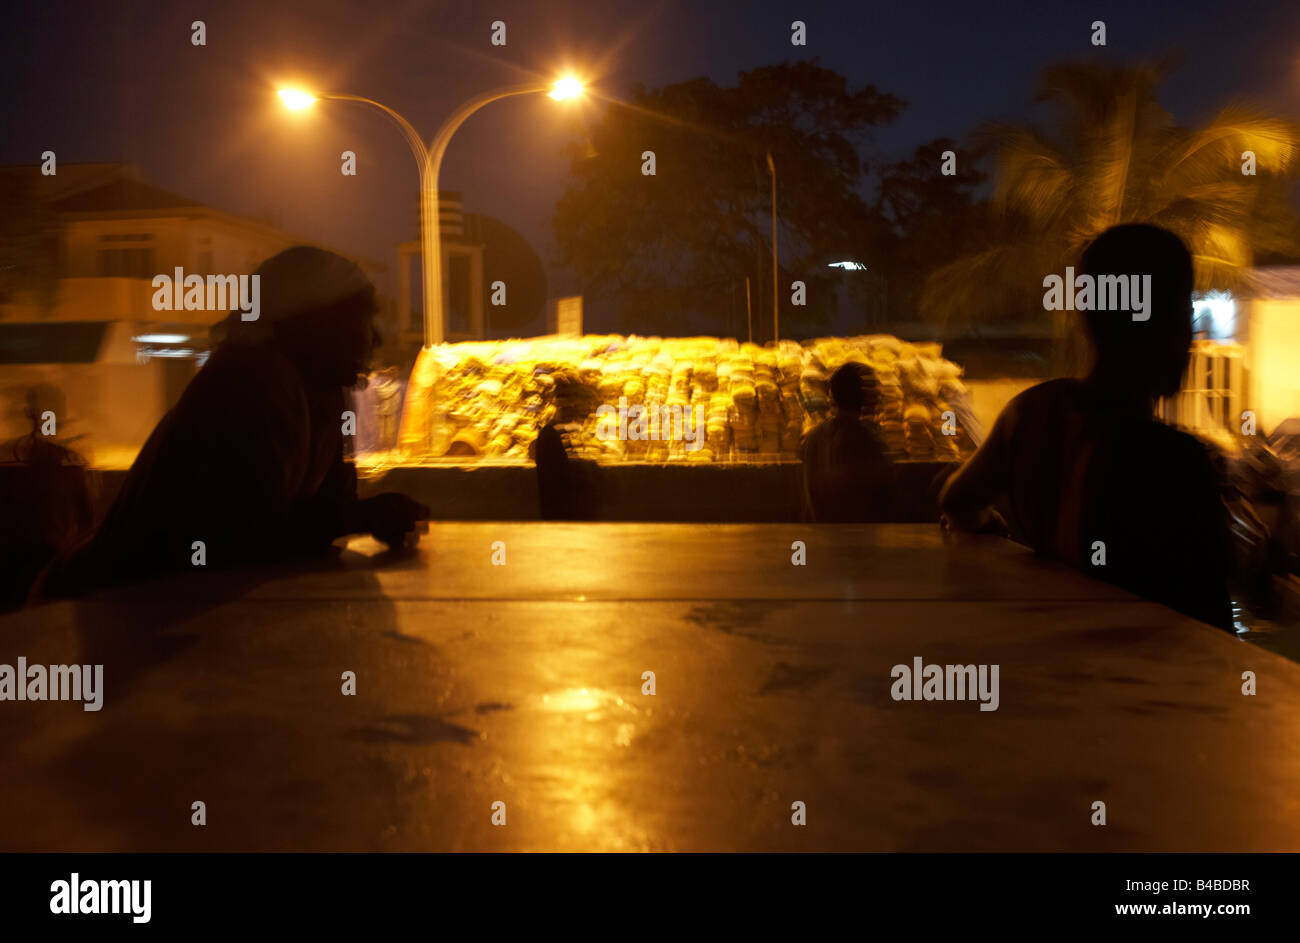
[2,162,382,273]
[51,177,201,214]
[0,161,140,202]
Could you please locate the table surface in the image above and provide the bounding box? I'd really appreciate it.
[2,523,1297,852]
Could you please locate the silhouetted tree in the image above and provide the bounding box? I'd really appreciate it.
[554,61,902,339]
[875,138,988,322]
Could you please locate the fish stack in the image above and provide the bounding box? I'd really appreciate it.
[798,364,830,431]
[873,372,906,457]
[728,353,759,455]
[902,403,935,460]
[394,332,975,467]
[932,404,962,461]
[754,350,784,454]
[706,390,733,458]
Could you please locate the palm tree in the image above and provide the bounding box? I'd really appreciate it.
[921,61,1300,333]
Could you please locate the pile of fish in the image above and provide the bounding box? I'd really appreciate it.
[397,334,976,463]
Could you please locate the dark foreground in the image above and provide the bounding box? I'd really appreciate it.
[1,524,1296,852]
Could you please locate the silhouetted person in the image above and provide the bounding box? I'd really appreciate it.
[802,362,895,522]
[35,247,429,600]
[533,371,601,521]
[940,224,1233,631]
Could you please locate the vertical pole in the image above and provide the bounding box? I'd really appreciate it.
[421,83,547,348]
[767,151,778,344]
[745,276,753,344]
[421,174,443,348]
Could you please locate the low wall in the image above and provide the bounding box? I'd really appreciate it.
[359,460,957,523]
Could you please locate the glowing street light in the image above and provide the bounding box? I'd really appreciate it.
[277,88,317,110]
[550,76,584,101]
[278,75,583,347]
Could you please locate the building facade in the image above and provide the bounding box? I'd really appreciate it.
[0,163,384,463]
[394,191,486,346]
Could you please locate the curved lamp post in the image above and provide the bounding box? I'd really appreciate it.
[279,76,583,348]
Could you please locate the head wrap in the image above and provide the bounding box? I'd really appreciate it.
[215,246,374,345]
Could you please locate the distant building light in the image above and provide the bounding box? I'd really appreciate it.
[828,261,867,271]
[133,333,189,344]
[1193,291,1236,341]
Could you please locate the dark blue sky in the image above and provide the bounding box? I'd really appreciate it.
[5,0,1300,301]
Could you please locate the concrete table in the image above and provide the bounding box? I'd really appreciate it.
[1,524,1296,852]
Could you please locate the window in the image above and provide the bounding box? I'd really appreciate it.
[97,246,155,278]
[96,233,155,278]
[0,322,109,364]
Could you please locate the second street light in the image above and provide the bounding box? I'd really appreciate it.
[278,76,583,348]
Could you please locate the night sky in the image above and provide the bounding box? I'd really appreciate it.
[5,0,1300,303]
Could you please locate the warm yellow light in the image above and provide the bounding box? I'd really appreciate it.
[278,88,318,110]
[550,76,584,101]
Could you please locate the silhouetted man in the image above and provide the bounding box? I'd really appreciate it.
[940,224,1233,631]
[802,362,895,522]
[36,247,428,599]
[533,370,601,520]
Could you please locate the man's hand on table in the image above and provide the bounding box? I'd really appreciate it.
[358,492,431,549]
[940,506,1009,542]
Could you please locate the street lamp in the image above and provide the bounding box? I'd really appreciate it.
[278,75,583,348]
[549,76,583,101]
[277,89,317,110]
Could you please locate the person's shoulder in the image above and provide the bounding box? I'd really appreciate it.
[1007,377,1077,412]
[167,344,312,450]
[198,344,308,409]
[802,417,832,445]
[1144,424,1223,472]
[534,422,566,458]
[800,415,848,455]
[984,378,1076,441]
[208,342,294,382]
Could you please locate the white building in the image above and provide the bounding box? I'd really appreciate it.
[0,163,383,464]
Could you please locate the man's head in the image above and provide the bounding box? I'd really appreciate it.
[1080,224,1194,399]
[224,246,379,388]
[830,362,880,416]
[548,369,600,424]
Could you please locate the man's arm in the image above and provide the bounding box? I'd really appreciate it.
[939,396,1021,533]
[1168,440,1235,632]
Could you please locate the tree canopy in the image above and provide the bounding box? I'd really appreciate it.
[921,60,1300,332]
[553,61,903,339]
